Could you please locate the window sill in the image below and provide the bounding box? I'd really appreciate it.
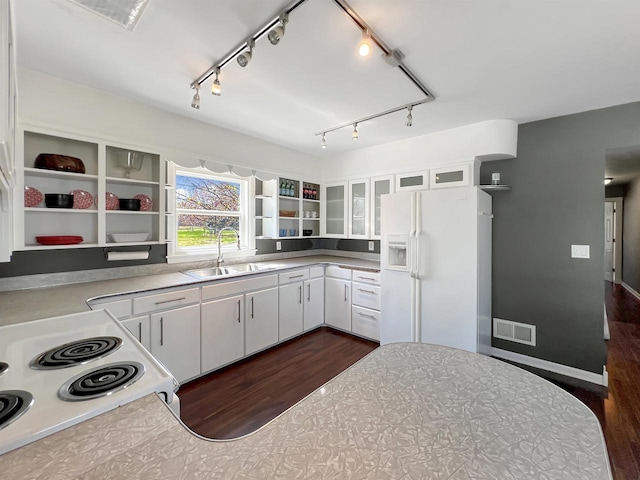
[167,248,257,265]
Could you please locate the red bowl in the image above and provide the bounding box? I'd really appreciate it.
[35,236,83,245]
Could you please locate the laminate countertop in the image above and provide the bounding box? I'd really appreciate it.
[0,343,611,479]
[0,255,379,326]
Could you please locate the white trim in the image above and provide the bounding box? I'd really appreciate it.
[489,347,608,387]
[603,306,610,341]
[622,282,640,301]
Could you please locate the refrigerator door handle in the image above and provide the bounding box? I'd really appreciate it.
[409,192,417,279]
[414,191,422,279]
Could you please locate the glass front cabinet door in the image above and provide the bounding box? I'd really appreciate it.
[370,175,394,240]
[323,182,347,237]
[348,179,369,239]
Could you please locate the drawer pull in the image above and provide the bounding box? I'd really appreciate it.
[154,296,186,305]
[358,312,377,320]
[299,285,302,304]
[307,283,311,301]
[357,288,377,295]
[359,276,377,281]
[289,274,305,279]
[138,322,142,342]
[160,317,164,346]
[344,284,348,301]
[251,297,254,318]
[237,300,241,323]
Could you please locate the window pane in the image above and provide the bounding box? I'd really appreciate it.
[177,215,240,248]
[176,175,240,212]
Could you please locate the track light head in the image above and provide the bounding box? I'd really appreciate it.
[237,39,255,67]
[191,84,201,109]
[359,30,372,56]
[405,106,413,127]
[321,133,327,149]
[352,123,359,141]
[211,68,221,96]
[268,13,288,45]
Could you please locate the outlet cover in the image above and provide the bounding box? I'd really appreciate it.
[276,241,282,251]
[571,245,590,259]
[368,241,374,251]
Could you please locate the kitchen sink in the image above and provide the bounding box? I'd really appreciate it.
[184,267,234,279]
[230,263,278,273]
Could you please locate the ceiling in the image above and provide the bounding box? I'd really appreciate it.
[606,145,640,186]
[14,0,640,157]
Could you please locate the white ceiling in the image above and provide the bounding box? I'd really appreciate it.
[14,0,640,157]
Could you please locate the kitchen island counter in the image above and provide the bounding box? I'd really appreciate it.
[0,255,378,326]
[0,343,611,479]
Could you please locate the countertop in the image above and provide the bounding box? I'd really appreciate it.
[0,343,611,479]
[0,255,379,326]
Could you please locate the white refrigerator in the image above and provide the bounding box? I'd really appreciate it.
[380,186,492,354]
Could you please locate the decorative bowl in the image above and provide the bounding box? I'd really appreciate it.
[70,190,94,209]
[24,186,44,207]
[279,210,297,217]
[44,193,74,209]
[36,235,83,245]
[133,194,152,211]
[109,232,150,243]
[34,154,85,174]
[118,198,141,211]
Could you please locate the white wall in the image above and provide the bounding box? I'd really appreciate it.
[17,69,322,180]
[322,119,518,181]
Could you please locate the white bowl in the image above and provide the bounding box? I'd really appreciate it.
[109,232,151,243]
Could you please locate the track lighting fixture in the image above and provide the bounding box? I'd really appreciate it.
[352,123,359,141]
[358,30,372,57]
[237,39,255,68]
[321,133,327,149]
[268,12,289,45]
[405,106,413,127]
[191,84,201,109]
[211,68,221,96]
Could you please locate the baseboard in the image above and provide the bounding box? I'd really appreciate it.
[603,307,610,341]
[489,347,608,387]
[622,282,640,301]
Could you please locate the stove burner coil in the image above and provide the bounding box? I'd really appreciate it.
[30,336,122,370]
[58,362,145,401]
[0,390,34,431]
[0,362,8,376]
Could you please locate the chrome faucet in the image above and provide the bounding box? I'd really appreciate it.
[217,228,240,267]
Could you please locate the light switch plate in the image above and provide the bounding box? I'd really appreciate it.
[571,245,590,259]
[276,241,282,251]
[368,241,374,251]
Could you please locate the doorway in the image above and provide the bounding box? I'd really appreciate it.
[604,198,623,283]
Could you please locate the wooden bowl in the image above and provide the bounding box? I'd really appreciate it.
[279,210,297,217]
[35,154,86,174]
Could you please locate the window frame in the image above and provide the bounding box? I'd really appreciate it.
[166,163,255,263]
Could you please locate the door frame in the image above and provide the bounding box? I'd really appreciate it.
[607,197,623,284]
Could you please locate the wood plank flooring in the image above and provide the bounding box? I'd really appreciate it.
[178,327,378,439]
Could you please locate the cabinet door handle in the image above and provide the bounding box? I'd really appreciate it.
[251,297,254,318]
[358,312,377,320]
[237,300,241,323]
[357,288,377,295]
[289,274,304,280]
[359,276,377,281]
[344,284,348,301]
[155,296,186,305]
[138,322,142,342]
[160,317,164,346]
[307,283,311,301]
[299,285,302,304]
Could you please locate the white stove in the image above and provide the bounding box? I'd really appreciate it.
[0,309,179,456]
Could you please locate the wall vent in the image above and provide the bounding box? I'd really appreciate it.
[493,318,536,346]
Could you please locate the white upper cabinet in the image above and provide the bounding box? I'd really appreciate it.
[370,175,394,240]
[430,164,471,189]
[348,179,370,239]
[395,170,430,192]
[323,182,347,237]
[15,126,165,251]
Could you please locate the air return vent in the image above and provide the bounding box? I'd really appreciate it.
[68,0,150,31]
[493,318,536,346]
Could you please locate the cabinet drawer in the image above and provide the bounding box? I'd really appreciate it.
[278,269,309,284]
[202,274,278,301]
[309,266,324,279]
[133,287,200,315]
[351,305,380,341]
[325,265,352,280]
[352,270,380,285]
[90,298,132,319]
[352,282,381,310]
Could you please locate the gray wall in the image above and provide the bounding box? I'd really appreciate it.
[623,178,640,292]
[480,101,640,374]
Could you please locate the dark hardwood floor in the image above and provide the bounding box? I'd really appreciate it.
[559,282,640,480]
[178,327,378,439]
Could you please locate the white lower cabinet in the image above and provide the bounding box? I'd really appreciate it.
[150,304,201,383]
[201,295,245,373]
[303,277,324,331]
[246,287,279,355]
[279,282,304,341]
[120,315,151,351]
[325,277,351,331]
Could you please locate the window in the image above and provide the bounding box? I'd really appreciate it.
[167,165,253,261]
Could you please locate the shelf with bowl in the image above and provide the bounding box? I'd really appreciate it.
[22,242,100,250]
[23,167,98,182]
[105,176,160,187]
[25,208,97,214]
